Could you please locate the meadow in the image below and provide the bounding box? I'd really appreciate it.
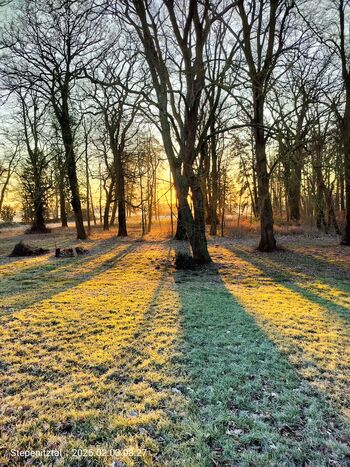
[0,224,350,466]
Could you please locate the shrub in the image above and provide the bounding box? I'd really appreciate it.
[0,205,15,222]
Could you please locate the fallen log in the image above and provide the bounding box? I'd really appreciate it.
[9,241,49,257]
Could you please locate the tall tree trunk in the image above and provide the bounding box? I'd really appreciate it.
[313,141,327,232]
[210,132,219,236]
[56,100,86,240]
[110,201,117,226]
[85,138,91,234]
[200,142,211,225]
[172,172,210,261]
[175,167,211,264]
[326,188,341,235]
[32,203,46,232]
[342,92,350,244]
[0,169,12,213]
[288,153,302,224]
[254,93,276,251]
[103,181,114,231]
[90,188,97,226]
[175,202,188,240]
[29,186,47,233]
[99,161,103,224]
[66,145,86,240]
[190,174,211,263]
[117,173,127,237]
[59,185,68,227]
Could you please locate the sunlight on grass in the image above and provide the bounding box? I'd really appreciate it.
[217,245,350,415]
[173,250,350,466]
[0,255,49,275]
[0,243,131,315]
[1,231,350,466]
[240,248,350,310]
[0,243,202,466]
[292,244,350,271]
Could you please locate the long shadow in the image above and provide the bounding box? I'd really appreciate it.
[103,259,173,384]
[0,241,137,317]
[259,245,350,289]
[173,265,350,466]
[0,247,206,466]
[227,245,350,322]
[98,250,212,465]
[290,245,350,275]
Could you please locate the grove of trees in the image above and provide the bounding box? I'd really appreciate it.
[1,0,350,263]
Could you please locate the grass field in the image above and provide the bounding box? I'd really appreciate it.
[0,224,350,466]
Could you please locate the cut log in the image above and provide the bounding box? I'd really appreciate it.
[9,241,49,257]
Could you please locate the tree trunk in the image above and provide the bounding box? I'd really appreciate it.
[59,185,68,227]
[67,151,86,240]
[342,92,350,244]
[288,156,302,224]
[175,204,188,240]
[0,170,12,213]
[85,138,91,234]
[90,188,97,226]
[29,191,47,233]
[254,93,276,251]
[175,168,211,263]
[210,133,219,236]
[116,164,127,237]
[56,100,86,240]
[313,141,327,232]
[327,192,341,235]
[173,172,207,262]
[200,142,211,225]
[103,181,114,231]
[190,174,211,263]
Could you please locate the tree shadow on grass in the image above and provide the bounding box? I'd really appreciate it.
[0,241,137,317]
[255,244,350,288]
[289,244,350,275]
[228,245,350,322]
[173,265,350,466]
[0,246,205,467]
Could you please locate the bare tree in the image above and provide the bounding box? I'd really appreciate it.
[0,136,19,213]
[334,0,350,243]
[114,0,224,262]
[229,0,299,250]
[298,0,350,242]
[17,88,52,233]
[89,52,141,237]
[0,0,105,239]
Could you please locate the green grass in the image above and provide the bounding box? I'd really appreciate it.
[176,265,350,465]
[0,226,349,466]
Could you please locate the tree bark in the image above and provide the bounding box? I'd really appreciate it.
[0,158,15,213]
[254,93,276,251]
[30,196,47,233]
[117,172,127,237]
[342,92,350,244]
[313,140,327,232]
[85,135,91,234]
[190,174,211,263]
[287,154,302,224]
[59,185,68,227]
[210,132,219,236]
[175,204,188,240]
[54,95,86,240]
[103,181,114,231]
[114,152,127,237]
[64,132,86,240]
